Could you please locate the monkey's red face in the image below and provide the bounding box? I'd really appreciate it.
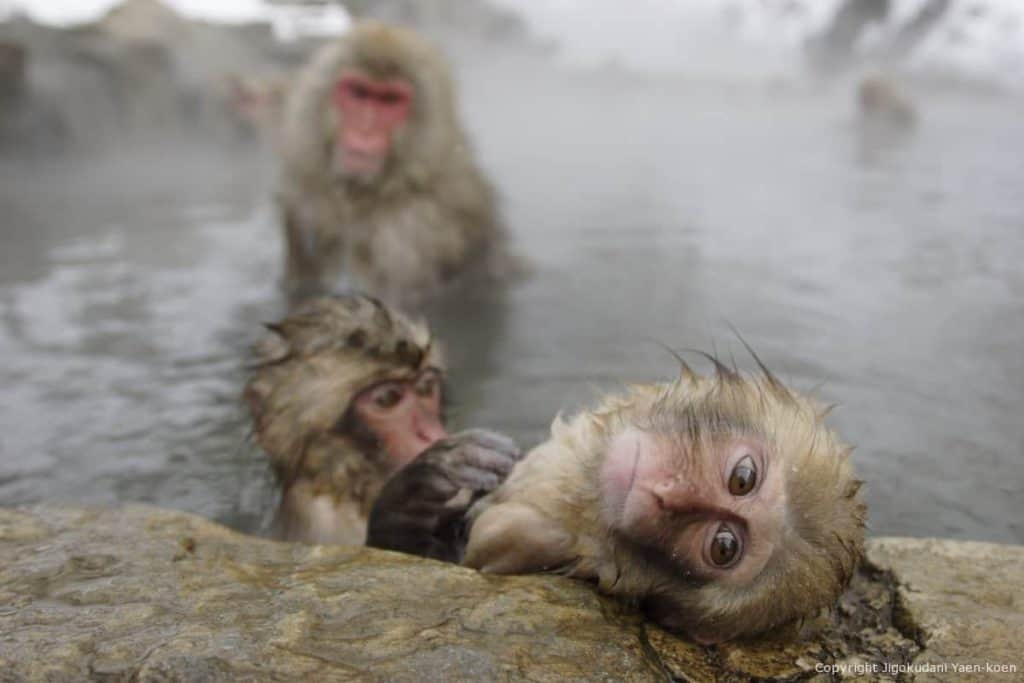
[601,429,785,589]
[332,70,413,179]
[353,368,446,470]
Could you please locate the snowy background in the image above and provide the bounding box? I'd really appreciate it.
[5,1,1024,88]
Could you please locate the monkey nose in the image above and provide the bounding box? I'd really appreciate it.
[415,414,447,446]
[651,479,695,511]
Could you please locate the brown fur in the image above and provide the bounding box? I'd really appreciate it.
[858,74,917,129]
[225,72,291,150]
[277,21,508,303]
[464,362,866,642]
[245,294,444,544]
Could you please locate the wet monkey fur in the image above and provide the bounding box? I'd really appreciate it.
[245,294,520,545]
[857,74,917,130]
[369,352,866,643]
[277,22,511,304]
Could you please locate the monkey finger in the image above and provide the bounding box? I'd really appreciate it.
[440,464,502,493]
[450,429,521,459]
[387,463,460,502]
[442,487,475,510]
[446,441,521,476]
[444,452,516,486]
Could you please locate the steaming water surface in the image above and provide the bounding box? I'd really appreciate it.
[1,69,1021,543]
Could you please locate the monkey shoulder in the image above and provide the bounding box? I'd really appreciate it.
[276,479,368,545]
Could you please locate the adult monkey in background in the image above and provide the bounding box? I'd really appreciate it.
[277,22,509,303]
[369,353,866,643]
[857,74,916,131]
[245,295,520,544]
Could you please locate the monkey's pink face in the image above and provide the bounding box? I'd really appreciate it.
[601,429,785,589]
[332,70,413,180]
[353,369,446,470]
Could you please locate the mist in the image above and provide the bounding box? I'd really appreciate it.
[0,0,1021,546]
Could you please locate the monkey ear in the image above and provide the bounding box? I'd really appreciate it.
[463,502,576,575]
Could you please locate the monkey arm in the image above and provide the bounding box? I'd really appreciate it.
[461,502,577,574]
[365,430,522,561]
[279,198,345,299]
[281,201,315,280]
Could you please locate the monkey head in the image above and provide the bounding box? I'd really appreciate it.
[463,355,866,644]
[858,75,894,113]
[245,295,446,511]
[592,361,866,643]
[857,75,916,128]
[291,21,460,186]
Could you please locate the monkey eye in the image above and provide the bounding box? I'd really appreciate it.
[345,81,372,100]
[371,383,405,409]
[707,524,742,568]
[378,90,406,105]
[728,455,757,496]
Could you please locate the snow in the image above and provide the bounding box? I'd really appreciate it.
[6,0,272,25]
[5,0,350,41]
[496,0,1024,88]
[8,0,1024,88]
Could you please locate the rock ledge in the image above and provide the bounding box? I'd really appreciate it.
[1,506,1020,681]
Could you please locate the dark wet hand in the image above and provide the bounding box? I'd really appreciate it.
[366,430,523,562]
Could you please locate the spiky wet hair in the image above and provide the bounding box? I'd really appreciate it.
[244,294,443,482]
[547,352,866,641]
[649,357,864,641]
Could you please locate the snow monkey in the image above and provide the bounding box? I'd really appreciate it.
[224,72,291,150]
[277,22,508,304]
[245,294,520,544]
[369,352,867,643]
[857,74,916,130]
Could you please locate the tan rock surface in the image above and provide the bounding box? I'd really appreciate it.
[0,506,1019,681]
[868,537,1024,681]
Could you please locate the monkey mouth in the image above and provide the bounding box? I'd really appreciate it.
[342,147,386,171]
[331,146,386,182]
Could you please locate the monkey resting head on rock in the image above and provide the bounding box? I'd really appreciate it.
[369,349,867,644]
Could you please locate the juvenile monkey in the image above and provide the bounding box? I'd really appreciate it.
[245,294,519,544]
[369,354,866,643]
[277,22,508,303]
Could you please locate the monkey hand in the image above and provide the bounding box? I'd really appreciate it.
[366,429,522,562]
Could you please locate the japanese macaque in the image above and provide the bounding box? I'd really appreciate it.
[277,22,508,303]
[225,72,291,150]
[245,294,520,544]
[857,75,916,130]
[369,354,866,644]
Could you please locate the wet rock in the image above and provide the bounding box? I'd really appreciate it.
[0,41,68,154]
[869,537,1024,681]
[95,0,190,45]
[0,41,26,98]
[0,505,1021,681]
[0,0,550,157]
[0,1,315,156]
